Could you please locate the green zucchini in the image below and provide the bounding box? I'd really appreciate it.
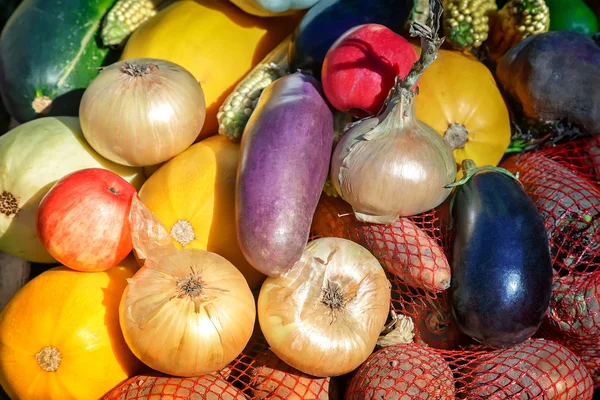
[0,0,121,123]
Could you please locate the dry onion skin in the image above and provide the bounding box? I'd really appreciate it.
[119,196,255,377]
[80,58,206,167]
[330,2,456,224]
[257,237,392,378]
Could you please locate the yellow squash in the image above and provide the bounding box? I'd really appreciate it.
[413,46,511,176]
[120,0,300,140]
[0,256,142,400]
[138,135,266,290]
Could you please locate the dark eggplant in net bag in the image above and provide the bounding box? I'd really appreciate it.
[447,159,553,349]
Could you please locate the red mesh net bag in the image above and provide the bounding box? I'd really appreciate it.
[499,140,600,388]
[526,136,600,184]
[345,340,593,399]
[310,194,464,351]
[103,327,339,400]
[103,373,247,399]
[103,137,599,399]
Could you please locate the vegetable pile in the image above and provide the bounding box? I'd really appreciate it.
[0,0,599,399]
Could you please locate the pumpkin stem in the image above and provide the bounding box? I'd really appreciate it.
[444,123,469,149]
[35,346,62,372]
[170,220,195,247]
[32,96,52,115]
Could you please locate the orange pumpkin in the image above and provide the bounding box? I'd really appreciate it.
[413,45,511,177]
[0,255,142,400]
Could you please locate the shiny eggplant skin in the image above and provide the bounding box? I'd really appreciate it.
[236,72,334,277]
[450,170,553,349]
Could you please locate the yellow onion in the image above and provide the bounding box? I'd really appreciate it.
[257,237,391,377]
[119,196,255,377]
[79,58,206,167]
[330,6,456,224]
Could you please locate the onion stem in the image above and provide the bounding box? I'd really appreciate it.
[372,0,445,120]
[120,61,158,76]
[321,280,345,311]
[175,267,204,298]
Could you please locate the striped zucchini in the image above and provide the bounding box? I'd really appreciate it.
[217,35,291,142]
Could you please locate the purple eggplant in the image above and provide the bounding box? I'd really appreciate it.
[236,73,334,276]
[448,160,553,349]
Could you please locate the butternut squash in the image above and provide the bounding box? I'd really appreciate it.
[120,0,300,140]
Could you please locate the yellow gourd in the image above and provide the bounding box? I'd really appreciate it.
[120,0,300,140]
[0,256,142,400]
[138,135,266,290]
[413,46,511,176]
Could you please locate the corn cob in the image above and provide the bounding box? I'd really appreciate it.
[101,0,168,47]
[487,0,550,61]
[217,36,291,142]
[443,0,497,52]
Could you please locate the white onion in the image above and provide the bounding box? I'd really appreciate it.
[80,58,206,167]
[330,6,456,224]
[257,237,391,378]
[119,196,255,377]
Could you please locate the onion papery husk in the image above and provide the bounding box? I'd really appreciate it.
[257,237,391,378]
[119,195,256,377]
[80,58,206,167]
[330,0,456,224]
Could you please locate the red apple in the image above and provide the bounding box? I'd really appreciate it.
[321,23,419,117]
[36,168,137,272]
